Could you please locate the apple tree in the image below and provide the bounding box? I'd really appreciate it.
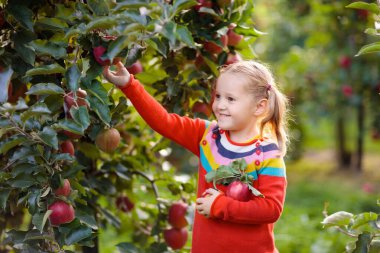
[0,0,259,252]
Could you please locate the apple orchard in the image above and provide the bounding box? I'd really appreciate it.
[0,0,261,252]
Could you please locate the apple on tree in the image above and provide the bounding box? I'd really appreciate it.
[48,201,75,226]
[64,88,88,115]
[55,179,71,197]
[168,202,188,229]
[163,227,188,250]
[126,60,143,75]
[227,28,243,46]
[203,35,228,54]
[93,46,122,66]
[192,101,212,117]
[116,196,134,212]
[95,128,121,153]
[338,55,352,69]
[60,140,75,157]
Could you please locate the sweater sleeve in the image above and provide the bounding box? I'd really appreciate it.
[209,146,287,224]
[119,75,206,156]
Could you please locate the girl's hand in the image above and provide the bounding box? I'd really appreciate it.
[102,61,131,88]
[195,188,221,218]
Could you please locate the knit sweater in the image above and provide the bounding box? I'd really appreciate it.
[120,75,287,253]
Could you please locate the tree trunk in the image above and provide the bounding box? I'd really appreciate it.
[354,98,364,172]
[336,115,351,169]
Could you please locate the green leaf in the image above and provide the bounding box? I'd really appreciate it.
[161,21,177,48]
[65,64,81,92]
[346,2,380,14]
[25,64,65,76]
[87,0,109,16]
[202,56,219,76]
[75,207,98,229]
[14,30,36,65]
[351,212,378,230]
[26,83,65,96]
[65,226,93,245]
[205,170,217,183]
[364,28,380,36]
[125,44,144,67]
[70,106,90,130]
[176,25,195,48]
[6,3,34,31]
[54,118,84,135]
[247,184,264,198]
[30,39,67,59]
[0,189,11,210]
[235,26,266,37]
[24,229,55,241]
[172,0,197,17]
[0,135,28,155]
[353,232,371,253]
[9,173,36,188]
[20,102,51,122]
[356,42,380,56]
[0,67,13,103]
[39,126,59,150]
[321,211,354,228]
[35,17,68,31]
[105,36,129,61]
[85,80,111,125]
[28,189,42,214]
[32,210,52,233]
[115,0,150,10]
[146,37,168,57]
[99,206,121,228]
[86,17,118,32]
[117,242,140,253]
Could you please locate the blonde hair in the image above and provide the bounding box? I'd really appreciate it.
[219,60,289,156]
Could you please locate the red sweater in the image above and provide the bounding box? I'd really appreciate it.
[120,75,287,253]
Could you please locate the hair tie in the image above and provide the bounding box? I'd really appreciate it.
[266,84,272,91]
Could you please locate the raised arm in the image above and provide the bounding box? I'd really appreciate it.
[103,62,206,155]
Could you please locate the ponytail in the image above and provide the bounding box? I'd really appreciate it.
[260,86,289,156]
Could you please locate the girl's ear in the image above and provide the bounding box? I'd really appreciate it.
[254,99,268,116]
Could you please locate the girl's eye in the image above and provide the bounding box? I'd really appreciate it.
[215,94,221,99]
[227,97,235,102]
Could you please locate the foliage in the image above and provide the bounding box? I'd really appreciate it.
[0,0,259,252]
[346,1,380,56]
[322,203,380,253]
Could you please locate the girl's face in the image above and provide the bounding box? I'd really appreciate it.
[212,73,259,135]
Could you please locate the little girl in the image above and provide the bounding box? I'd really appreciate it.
[103,60,288,253]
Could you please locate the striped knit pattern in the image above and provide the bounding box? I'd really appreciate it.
[200,121,286,180]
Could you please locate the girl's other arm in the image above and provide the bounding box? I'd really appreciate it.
[207,151,287,224]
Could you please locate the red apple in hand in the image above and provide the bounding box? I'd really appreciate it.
[126,61,143,75]
[48,201,75,226]
[225,181,251,202]
[60,140,75,156]
[95,128,121,153]
[163,227,188,250]
[116,196,135,212]
[55,179,71,197]
[168,202,188,229]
